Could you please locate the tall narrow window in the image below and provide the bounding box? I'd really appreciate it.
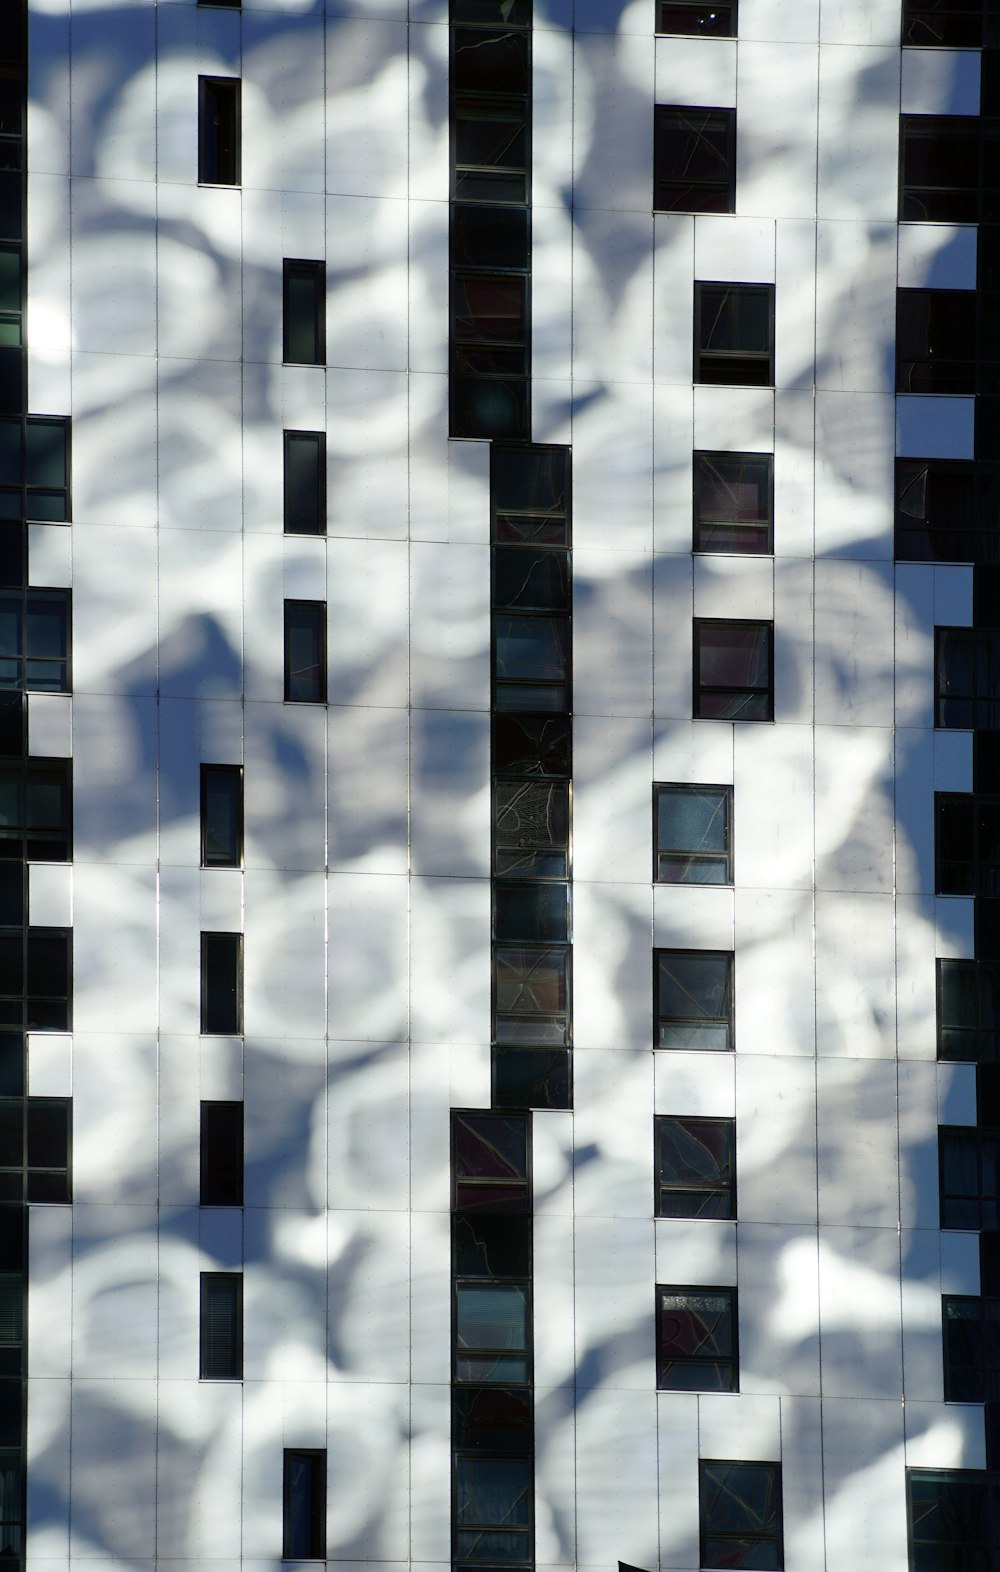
[283,1449,326,1560]
[0,758,71,861]
[700,1461,783,1569]
[199,1272,242,1379]
[284,601,327,704]
[200,933,243,1035]
[283,260,326,366]
[200,1100,244,1206]
[695,283,775,387]
[201,765,243,868]
[198,77,241,186]
[654,107,736,214]
[283,430,326,536]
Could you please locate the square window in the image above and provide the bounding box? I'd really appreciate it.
[907,1469,990,1571]
[0,588,69,693]
[654,107,736,213]
[199,1271,242,1379]
[282,260,326,366]
[656,1116,735,1219]
[454,1453,532,1563]
[900,116,981,224]
[284,600,327,704]
[897,288,977,395]
[200,765,242,868]
[694,619,773,721]
[655,949,733,1049]
[283,1449,326,1560]
[283,430,326,536]
[657,1286,737,1390]
[655,784,733,884]
[452,1110,529,1214]
[657,0,737,34]
[200,932,242,1036]
[895,458,996,564]
[694,452,773,553]
[939,1125,1000,1230]
[700,1460,783,1569]
[200,1100,243,1206]
[695,283,774,387]
[198,77,240,185]
[938,958,1000,1062]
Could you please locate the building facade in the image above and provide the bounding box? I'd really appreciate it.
[4,0,999,1567]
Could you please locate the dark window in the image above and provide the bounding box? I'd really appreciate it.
[656,1116,735,1219]
[0,1095,71,1203]
[700,1461,783,1569]
[494,945,570,1047]
[695,283,774,387]
[455,1453,532,1563]
[938,958,1000,1061]
[284,600,327,704]
[897,289,977,395]
[200,1272,242,1379]
[936,627,1000,729]
[939,1125,1000,1230]
[283,430,326,536]
[694,619,773,721]
[655,949,734,1050]
[0,928,70,1030]
[200,932,242,1035]
[283,1449,326,1560]
[491,445,571,547]
[943,1295,1000,1402]
[903,0,988,45]
[455,1278,530,1386]
[198,77,240,185]
[282,260,326,366]
[900,116,984,224]
[0,416,70,522]
[200,1100,244,1206]
[936,793,1000,895]
[655,784,732,884]
[454,99,529,206]
[657,1286,737,1390]
[452,273,528,376]
[452,1111,529,1214]
[493,779,569,877]
[907,1469,990,1571]
[452,25,529,96]
[694,451,772,554]
[199,0,241,7]
[654,107,736,214]
[894,459,1000,564]
[658,0,737,34]
[201,765,242,869]
[0,588,69,692]
[0,758,70,861]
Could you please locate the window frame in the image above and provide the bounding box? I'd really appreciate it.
[200,931,243,1036]
[936,625,1000,729]
[899,114,987,225]
[693,617,774,722]
[653,106,736,214]
[656,1284,739,1391]
[693,450,773,555]
[0,1093,71,1203]
[200,1099,244,1207]
[896,287,978,396]
[937,957,1000,1062]
[282,429,327,537]
[0,926,70,1031]
[282,1448,327,1561]
[942,1294,1000,1403]
[0,585,70,694]
[283,599,328,705]
[654,782,733,885]
[0,415,71,522]
[656,0,737,34]
[655,1115,736,1219]
[902,0,988,46]
[654,947,735,1050]
[282,259,326,367]
[939,1123,1000,1231]
[198,75,241,186]
[200,764,243,869]
[199,1270,243,1380]
[699,1459,783,1570]
[0,755,71,863]
[906,1468,991,1571]
[694,281,775,388]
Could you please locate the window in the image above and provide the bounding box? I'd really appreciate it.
[939,1125,1000,1230]
[0,1095,71,1202]
[283,1449,326,1560]
[0,588,69,692]
[903,0,990,46]
[694,619,773,721]
[700,1461,783,1570]
[656,1116,735,1218]
[284,600,327,704]
[657,0,737,34]
[201,765,242,869]
[657,1286,737,1390]
[494,945,570,1048]
[493,779,569,877]
[655,949,733,1049]
[455,1454,532,1564]
[907,1469,991,1572]
[897,289,976,395]
[283,430,326,536]
[201,1101,244,1206]
[0,416,70,521]
[694,283,774,387]
[936,793,1000,895]
[453,101,529,206]
[492,547,570,713]
[900,116,990,225]
[200,1272,242,1379]
[452,1111,530,1214]
[943,1296,1000,1402]
[895,459,1000,564]
[654,107,735,214]
[655,784,732,884]
[938,959,1000,1061]
[282,260,326,366]
[936,627,1000,729]
[198,77,240,185]
[0,758,70,862]
[694,452,772,554]
[200,933,242,1036]
[0,928,70,1030]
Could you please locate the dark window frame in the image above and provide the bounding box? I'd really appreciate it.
[199,1271,243,1380]
[451,1108,531,1214]
[694,618,774,722]
[699,1459,783,1569]
[943,1294,1000,1402]
[655,948,735,1050]
[655,1115,736,1219]
[0,585,70,694]
[0,755,71,862]
[0,415,71,522]
[282,259,326,367]
[657,0,737,34]
[654,106,736,214]
[899,114,994,226]
[693,450,773,555]
[656,1284,739,1391]
[893,457,1000,565]
[694,281,775,387]
[903,0,990,46]
[0,926,70,1031]
[200,1099,244,1207]
[935,791,1000,896]
[200,764,243,869]
[654,782,733,885]
[200,931,243,1036]
[937,957,1000,1062]
[282,1448,327,1561]
[283,429,327,537]
[936,626,1000,729]
[907,1468,991,1570]
[198,76,241,186]
[939,1124,1000,1231]
[283,599,327,705]
[0,1093,71,1203]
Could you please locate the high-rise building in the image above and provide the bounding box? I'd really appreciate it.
[3,0,999,1568]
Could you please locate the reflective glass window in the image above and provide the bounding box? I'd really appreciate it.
[654,107,736,213]
[655,949,734,1049]
[695,283,775,386]
[201,765,242,869]
[0,589,69,692]
[694,619,773,720]
[907,1469,990,1571]
[283,430,326,536]
[655,784,732,884]
[656,1116,736,1219]
[943,1296,1000,1402]
[200,1100,243,1207]
[657,0,737,34]
[694,451,772,553]
[283,260,326,366]
[200,1272,242,1379]
[700,1461,783,1569]
[198,77,240,185]
[938,959,1000,1061]
[284,600,327,704]
[939,1125,1000,1230]
[283,1450,326,1560]
[897,289,977,395]
[200,932,242,1035]
[657,1286,737,1391]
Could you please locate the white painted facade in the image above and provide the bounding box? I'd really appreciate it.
[21,0,979,1568]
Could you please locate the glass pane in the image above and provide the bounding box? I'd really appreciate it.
[203,768,241,866]
[699,285,772,353]
[494,615,567,683]
[657,950,732,1047]
[493,882,569,941]
[492,447,569,517]
[492,549,569,611]
[456,1283,529,1351]
[698,622,770,688]
[25,1099,67,1168]
[456,1455,531,1527]
[494,946,568,1020]
[24,420,66,489]
[454,1113,528,1182]
[657,786,729,856]
[25,597,67,659]
[453,1214,530,1279]
[493,1046,570,1109]
[452,29,529,95]
[284,431,325,536]
[494,780,569,876]
[454,275,527,345]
